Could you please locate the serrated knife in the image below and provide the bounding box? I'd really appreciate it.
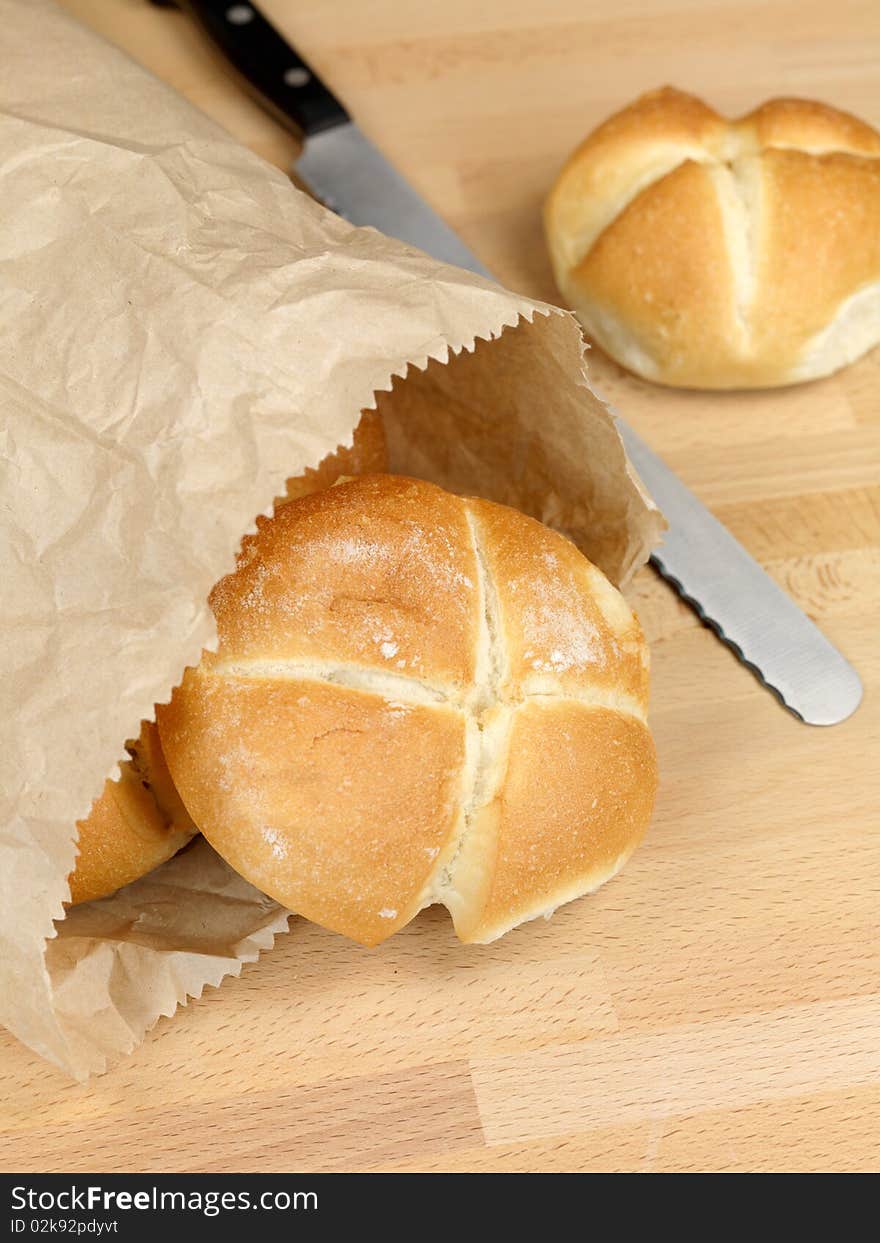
[159,0,863,725]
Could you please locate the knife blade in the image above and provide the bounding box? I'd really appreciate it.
[616,423,862,725]
[162,0,863,725]
[298,125,492,275]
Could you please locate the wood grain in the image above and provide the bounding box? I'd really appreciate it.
[2,0,878,1174]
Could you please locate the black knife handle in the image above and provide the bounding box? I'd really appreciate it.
[172,1,349,136]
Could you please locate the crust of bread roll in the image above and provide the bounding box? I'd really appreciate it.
[545,87,880,388]
[69,721,197,905]
[279,409,387,504]
[158,475,657,946]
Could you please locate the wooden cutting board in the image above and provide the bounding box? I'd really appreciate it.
[3,0,878,1174]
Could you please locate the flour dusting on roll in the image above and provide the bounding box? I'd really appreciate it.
[158,475,657,946]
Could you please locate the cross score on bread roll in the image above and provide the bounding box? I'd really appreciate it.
[545,87,880,389]
[67,411,387,904]
[157,475,657,946]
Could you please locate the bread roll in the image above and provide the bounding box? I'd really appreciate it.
[545,87,880,388]
[279,409,386,504]
[69,721,197,905]
[158,475,657,946]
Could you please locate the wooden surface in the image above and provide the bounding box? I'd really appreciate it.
[2,0,879,1173]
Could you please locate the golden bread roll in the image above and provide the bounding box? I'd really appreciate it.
[158,475,657,946]
[279,409,387,505]
[69,721,197,905]
[545,87,880,388]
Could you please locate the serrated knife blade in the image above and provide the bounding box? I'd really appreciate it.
[617,423,863,724]
[167,0,863,725]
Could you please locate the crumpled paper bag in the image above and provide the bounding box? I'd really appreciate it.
[0,0,663,1077]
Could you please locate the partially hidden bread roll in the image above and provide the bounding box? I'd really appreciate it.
[545,87,880,388]
[69,721,197,905]
[279,409,387,504]
[157,475,657,946]
[68,414,386,906]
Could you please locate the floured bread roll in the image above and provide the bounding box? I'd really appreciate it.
[158,475,657,946]
[545,87,880,388]
[69,722,197,905]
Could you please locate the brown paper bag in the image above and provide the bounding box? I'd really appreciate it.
[0,0,663,1077]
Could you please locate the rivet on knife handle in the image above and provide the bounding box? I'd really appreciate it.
[617,421,863,726]
[171,0,349,136]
